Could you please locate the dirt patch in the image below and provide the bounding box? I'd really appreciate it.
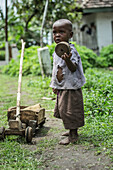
[23,117,112,170]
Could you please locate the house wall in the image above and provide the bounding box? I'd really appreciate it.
[73,14,98,51]
[80,12,113,51]
[81,14,98,50]
[96,12,113,50]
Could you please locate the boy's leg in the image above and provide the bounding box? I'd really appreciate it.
[59,129,78,145]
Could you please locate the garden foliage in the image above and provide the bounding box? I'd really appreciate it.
[2,46,41,76]
[26,68,113,117]
[0,42,5,60]
[97,44,113,67]
[83,68,113,116]
[1,42,113,76]
[2,42,98,76]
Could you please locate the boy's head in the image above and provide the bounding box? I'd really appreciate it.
[52,19,73,44]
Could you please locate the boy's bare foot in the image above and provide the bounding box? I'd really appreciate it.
[59,137,70,145]
[62,131,69,136]
[59,129,78,144]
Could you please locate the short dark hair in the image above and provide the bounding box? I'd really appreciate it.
[53,19,72,32]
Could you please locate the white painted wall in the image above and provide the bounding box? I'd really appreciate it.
[80,14,98,50]
[96,12,113,50]
[78,12,113,51]
[82,13,96,25]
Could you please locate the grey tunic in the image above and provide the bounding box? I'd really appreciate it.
[50,43,85,89]
[50,43,85,129]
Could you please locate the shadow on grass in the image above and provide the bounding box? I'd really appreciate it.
[35,126,51,137]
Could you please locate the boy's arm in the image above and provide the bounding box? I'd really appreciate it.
[61,53,77,72]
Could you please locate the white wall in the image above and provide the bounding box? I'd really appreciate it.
[96,12,113,50]
[82,13,96,25]
[73,14,97,47]
[81,14,98,49]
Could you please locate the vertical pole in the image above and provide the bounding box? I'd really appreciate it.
[5,0,9,64]
[5,42,9,64]
[5,0,8,41]
[40,0,48,47]
[16,40,25,119]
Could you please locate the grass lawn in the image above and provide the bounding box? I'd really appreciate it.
[0,68,113,169]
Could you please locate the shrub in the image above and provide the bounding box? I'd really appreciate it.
[0,50,5,60]
[47,42,98,72]
[97,44,113,67]
[71,42,97,71]
[83,68,113,116]
[2,46,41,76]
[2,42,98,76]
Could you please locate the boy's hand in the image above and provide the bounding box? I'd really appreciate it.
[61,52,72,61]
[61,52,76,72]
[52,88,58,94]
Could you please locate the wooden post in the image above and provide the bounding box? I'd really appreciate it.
[8,40,25,131]
[40,0,48,47]
[5,0,8,42]
[5,0,9,64]
[16,40,25,119]
[5,42,9,64]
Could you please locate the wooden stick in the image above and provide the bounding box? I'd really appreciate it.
[16,39,25,118]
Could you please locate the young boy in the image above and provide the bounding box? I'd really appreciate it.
[50,19,85,145]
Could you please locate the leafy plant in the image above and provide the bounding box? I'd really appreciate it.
[97,44,113,67]
[71,42,98,71]
[2,46,41,76]
[83,68,113,116]
[2,42,112,77]
[0,50,5,60]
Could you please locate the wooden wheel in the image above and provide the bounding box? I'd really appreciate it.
[25,126,33,143]
[55,41,71,57]
[0,127,5,140]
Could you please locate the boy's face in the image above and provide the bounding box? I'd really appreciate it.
[53,23,73,44]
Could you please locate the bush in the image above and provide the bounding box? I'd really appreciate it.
[2,42,98,76]
[83,68,113,116]
[2,46,41,76]
[47,42,98,72]
[97,44,113,67]
[71,42,97,71]
[0,42,5,61]
[0,50,5,60]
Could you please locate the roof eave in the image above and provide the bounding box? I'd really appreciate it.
[83,7,113,13]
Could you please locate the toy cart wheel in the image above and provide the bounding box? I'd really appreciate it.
[25,126,33,143]
[0,127,5,140]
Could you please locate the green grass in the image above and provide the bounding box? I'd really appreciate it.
[0,139,38,169]
[0,74,57,169]
[0,68,113,169]
[79,115,113,159]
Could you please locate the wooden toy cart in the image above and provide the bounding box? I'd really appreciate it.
[0,104,46,143]
[0,40,46,143]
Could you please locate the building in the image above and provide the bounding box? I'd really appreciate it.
[73,0,113,52]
